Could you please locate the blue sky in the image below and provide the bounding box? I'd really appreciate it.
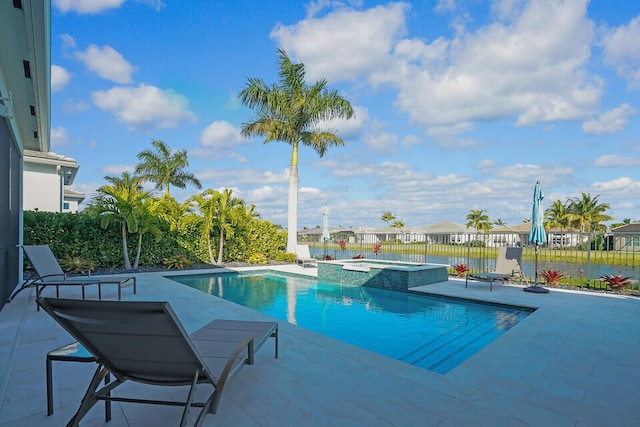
[50,0,640,229]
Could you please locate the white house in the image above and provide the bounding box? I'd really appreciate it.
[0,0,50,308]
[23,150,85,212]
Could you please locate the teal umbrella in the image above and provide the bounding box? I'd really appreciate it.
[525,181,549,293]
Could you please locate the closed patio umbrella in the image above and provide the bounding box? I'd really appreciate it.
[524,181,549,294]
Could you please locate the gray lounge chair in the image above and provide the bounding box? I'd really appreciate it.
[38,297,278,427]
[466,246,524,292]
[9,245,136,306]
[295,244,317,268]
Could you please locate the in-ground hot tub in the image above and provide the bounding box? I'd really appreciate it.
[317,259,449,292]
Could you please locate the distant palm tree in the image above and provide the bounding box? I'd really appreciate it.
[239,49,354,253]
[92,172,149,270]
[135,139,201,196]
[381,211,397,226]
[565,193,613,232]
[465,209,491,233]
[544,200,569,230]
[493,218,507,227]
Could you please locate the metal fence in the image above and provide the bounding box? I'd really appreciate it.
[301,231,640,294]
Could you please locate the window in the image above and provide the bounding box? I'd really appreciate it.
[63,203,70,210]
[13,0,23,9]
[23,60,31,78]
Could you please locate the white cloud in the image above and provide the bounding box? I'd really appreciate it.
[193,121,249,161]
[59,34,77,50]
[91,84,196,131]
[602,15,640,89]
[594,155,640,168]
[271,0,601,146]
[590,177,640,198]
[582,103,636,135]
[100,164,135,176]
[50,127,70,148]
[75,45,136,84]
[54,0,126,14]
[62,99,91,114]
[51,65,71,92]
[271,3,409,82]
[363,127,398,155]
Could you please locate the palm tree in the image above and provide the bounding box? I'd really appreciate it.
[92,172,149,270]
[188,189,218,264]
[239,49,354,253]
[465,209,491,233]
[132,198,163,270]
[211,188,246,264]
[493,218,507,227]
[565,193,613,232]
[381,211,396,226]
[544,200,569,230]
[135,139,202,196]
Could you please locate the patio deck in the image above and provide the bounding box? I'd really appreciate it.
[1,265,638,426]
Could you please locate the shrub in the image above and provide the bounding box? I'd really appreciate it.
[60,255,96,275]
[275,252,295,263]
[540,269,565,286]
[451,264,469,277]
[600,274,632,291]
[352,254,364,259]
[247,253,269,264]
[162,254,193,270]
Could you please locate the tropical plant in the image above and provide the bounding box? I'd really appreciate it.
[381,211,396,225]
[91,172,149,270]
[565,193,613,232]
[391,220,405,231]
[187,189,219,264]
[373,243,381,257]
[162,254,193,270]
[239,48,354,253]
[539,269,565,286]
[544,200,570,230]
[132,198,163,270]
[60,255,96,274]
[211,188,250,264]
[493,218,507,227]
[352,254,364,259]
[452,264,469,277]
[465,209,491,233]
[599,274,632,291]
[135,139,202,196]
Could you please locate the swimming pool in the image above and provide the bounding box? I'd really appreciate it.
[170,271,533,374]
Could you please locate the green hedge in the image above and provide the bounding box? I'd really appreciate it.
[23,210,287,269]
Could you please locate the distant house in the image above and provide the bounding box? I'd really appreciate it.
[611,222,640,252]
[492,222,584,248]
[23,150,85,213]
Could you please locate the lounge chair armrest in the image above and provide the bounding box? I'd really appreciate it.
[216,336,254,391]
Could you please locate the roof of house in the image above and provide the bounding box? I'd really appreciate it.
[612,222,640,233]
[23,149,79,184]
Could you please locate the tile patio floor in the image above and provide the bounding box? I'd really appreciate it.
[1,264,638,426]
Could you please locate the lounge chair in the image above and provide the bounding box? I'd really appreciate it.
[37,297,278,427]
[295,244,317,268]
[466,246,524,292]
[9,245,136,306]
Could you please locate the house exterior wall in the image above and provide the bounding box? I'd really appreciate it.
[23,161,62,212]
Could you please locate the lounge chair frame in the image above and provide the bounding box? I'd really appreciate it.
[466,246,524,292]
[37,298,278,427]
[9,245,136,307]
[295,244,317,268]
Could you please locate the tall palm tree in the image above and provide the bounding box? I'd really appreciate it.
[92,172,149,270]
[465,209,491,233]
[565,193,613,232]
[132,198,163,270]
[135,139,202,196]
[239,49,354,253]
[544,199,569,230]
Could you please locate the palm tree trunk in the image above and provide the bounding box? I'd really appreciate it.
[286,143,299,254]
[121,224,131,270]
[206,234,215,264]
[134,232,143,270]
[217,229,225,264]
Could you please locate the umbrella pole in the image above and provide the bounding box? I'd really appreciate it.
[535,243,539,286]
[524,243,549,293]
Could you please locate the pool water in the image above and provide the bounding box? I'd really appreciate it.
[170,272,532,374]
